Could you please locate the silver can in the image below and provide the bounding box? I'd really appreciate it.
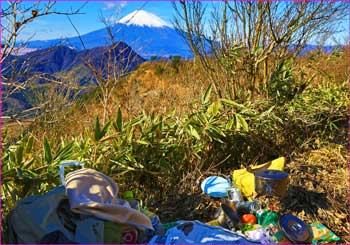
[227,187,242,202]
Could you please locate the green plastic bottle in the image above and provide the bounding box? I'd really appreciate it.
[254,208,279,227]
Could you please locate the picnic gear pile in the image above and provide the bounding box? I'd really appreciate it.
[6,158,340,244]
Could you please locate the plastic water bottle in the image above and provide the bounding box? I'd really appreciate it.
[226,175,242,202]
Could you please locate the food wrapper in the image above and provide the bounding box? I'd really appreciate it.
[266,222,290,244]
[310,223,340,244]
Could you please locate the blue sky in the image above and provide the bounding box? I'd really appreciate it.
[1,1,175,41]
[1,1,348,44]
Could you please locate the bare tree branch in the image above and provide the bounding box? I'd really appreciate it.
[173,1,348,99]
[1,1,84,123]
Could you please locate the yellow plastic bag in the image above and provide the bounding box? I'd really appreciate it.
[232,157,285,199]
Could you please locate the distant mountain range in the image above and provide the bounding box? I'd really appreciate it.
[2,42,144,115]
[5,42,144,82]
[22,10,193,59]
[291,44,342,56]
[4,10,343,116]
[18,10,341,59]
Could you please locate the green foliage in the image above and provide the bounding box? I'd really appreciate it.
[43,137,52,164]
[170,56,181,73]
[281,81,348,145]
[267,61,307,104]
[155,65,165,75]
[220,44,243,76]
[94,116,112,142]
[202,83,213,104]
[2,82,347,220]
[1,86,249,209]
[114,107,123,132]
[150,56,159,61]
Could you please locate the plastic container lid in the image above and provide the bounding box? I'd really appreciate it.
[201,176,230,198]
[254,170,288,179]
[279,214,313,243]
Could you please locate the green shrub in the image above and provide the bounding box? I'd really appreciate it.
[155,65,165,75]
[268,61,307,104]
[2,82,347,222]
[150,56,159,61]
[170,56,181,73]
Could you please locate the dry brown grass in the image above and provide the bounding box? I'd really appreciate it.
[2,49,348,243]
[4,60,210,142]
[4,48,348,149]
[116,61,211,118]
[296,46,349,87]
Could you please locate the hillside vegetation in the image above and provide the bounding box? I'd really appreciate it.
[2,48,349,241]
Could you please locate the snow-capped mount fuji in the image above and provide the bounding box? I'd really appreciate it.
[118,10,172,28]
[24,10,193,58]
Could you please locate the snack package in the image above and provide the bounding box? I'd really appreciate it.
[310,223,340,244]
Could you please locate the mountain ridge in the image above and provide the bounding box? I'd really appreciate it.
[3,43,145,115]
[22,11,193,58]
[21,10,341,59]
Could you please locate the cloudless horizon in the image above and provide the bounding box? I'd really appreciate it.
[1,1,175,41]
[1,1,348,45]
